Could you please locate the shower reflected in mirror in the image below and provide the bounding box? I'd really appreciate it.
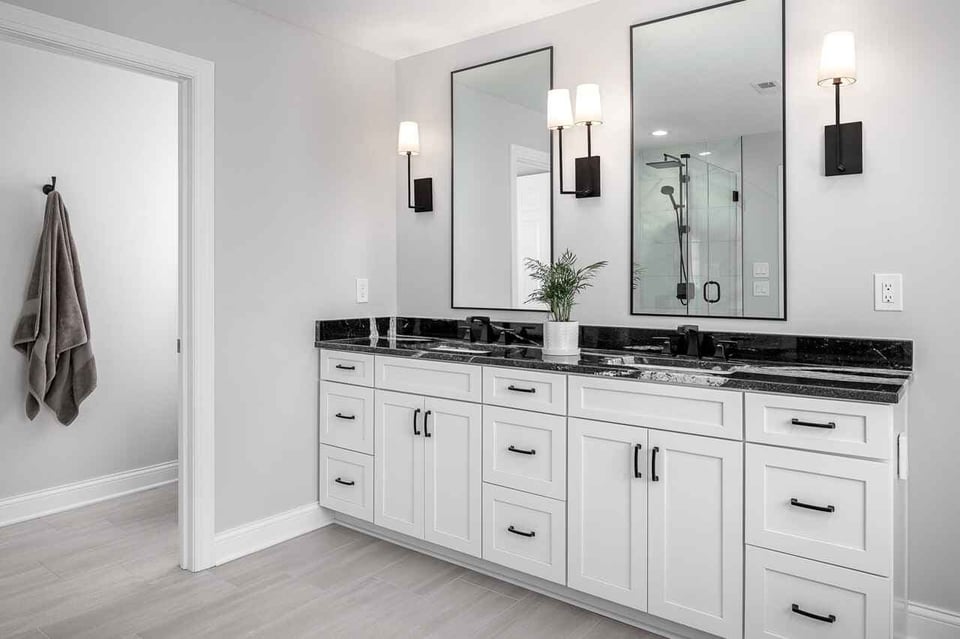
[631,0,786,319]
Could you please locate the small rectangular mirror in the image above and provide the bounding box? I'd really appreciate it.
[631,0,785,319]
[452,47,553,311]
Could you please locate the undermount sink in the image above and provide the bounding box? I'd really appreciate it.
[428,345,494,355]
[619,363,742,376]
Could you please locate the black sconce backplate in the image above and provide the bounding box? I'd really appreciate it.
[824,121,863,176]
[413,177,433,212]
[575,156,601,198]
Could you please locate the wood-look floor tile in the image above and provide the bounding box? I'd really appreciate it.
[37,571,236,639]
[484,593,605,639]
[373,548,467,595]
[580,618,663,638]
[459,569,532,601]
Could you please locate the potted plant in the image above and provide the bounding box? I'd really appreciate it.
[525,249,607,356]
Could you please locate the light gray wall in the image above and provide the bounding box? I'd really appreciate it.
[396,0,960,613]
[5,0,398,532]
[0,40,178,499]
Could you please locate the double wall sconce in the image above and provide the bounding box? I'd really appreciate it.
[548,84,602,198]
[818,31,862,176]
[398,121,433,212]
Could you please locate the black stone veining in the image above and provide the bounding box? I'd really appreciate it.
[315,317,912,404]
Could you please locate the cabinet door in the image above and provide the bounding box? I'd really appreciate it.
[374,390,424,538]
[567,419,648,611]
[423,397,482,557]
[648,431,743,639]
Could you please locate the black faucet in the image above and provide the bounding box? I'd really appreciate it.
[465,316,494,343]
[677,324,711,358]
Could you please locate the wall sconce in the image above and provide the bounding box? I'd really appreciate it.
[398,121,433,212]
[547,84,602,198]
[818,31,862,176]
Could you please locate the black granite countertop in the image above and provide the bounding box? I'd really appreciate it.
[316,335,910,404]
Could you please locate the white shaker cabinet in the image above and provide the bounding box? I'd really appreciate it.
[373,389,482,557]
[567,418,648,610]
[647,430,744,639]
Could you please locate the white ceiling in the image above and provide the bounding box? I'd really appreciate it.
[228,0,601,60]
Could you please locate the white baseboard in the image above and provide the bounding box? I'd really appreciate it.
[909,602,960,639]
[213,501,334,565]
[0,460,178,528]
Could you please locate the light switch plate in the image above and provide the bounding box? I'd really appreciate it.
[753,280,770,297]
[874,273,903,311]
[356,278,369,303]
[753,262,770,278]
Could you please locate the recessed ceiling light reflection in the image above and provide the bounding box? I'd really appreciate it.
[651,130,668,136]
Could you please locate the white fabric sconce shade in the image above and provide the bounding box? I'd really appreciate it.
[574,83,602,125]
[397,121,420,155]
[547,89,573,130]
[818,31,856,86]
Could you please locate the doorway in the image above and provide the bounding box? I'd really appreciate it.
[0,2,215,571]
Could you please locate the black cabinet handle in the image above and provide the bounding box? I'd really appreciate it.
[791,418,837,430]
[633,444,643,479]
[507,525,536,538]
[413,408,421,436]
[334,477,355,486]
[790,498,835,513]
[651,446,660,481]
[508,445,536,455]
[507,385,536,394]
[334,413,356,420]
[791,604,836,624]
[424,410,432,438]
[335,364,356,371]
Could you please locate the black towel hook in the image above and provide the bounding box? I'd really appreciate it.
[42,176,57,195]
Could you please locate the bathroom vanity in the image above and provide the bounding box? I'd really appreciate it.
[315,318,910,639]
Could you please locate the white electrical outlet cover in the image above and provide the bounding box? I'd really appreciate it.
[356,278,369,303]
[753,280,770,297]
[753,262,770,278]
[874,273,903,311]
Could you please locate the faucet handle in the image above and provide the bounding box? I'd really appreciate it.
[652,336,675,355]
[715,340,738,360]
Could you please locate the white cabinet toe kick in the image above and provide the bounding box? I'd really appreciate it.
[319,350,908,639]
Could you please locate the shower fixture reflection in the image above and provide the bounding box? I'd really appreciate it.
[647,153,693,304]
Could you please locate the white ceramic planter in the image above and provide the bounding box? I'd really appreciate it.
[542,321,580,356]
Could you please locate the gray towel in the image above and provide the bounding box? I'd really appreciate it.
[12,191,97,426]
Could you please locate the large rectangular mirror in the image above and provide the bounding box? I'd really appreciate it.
[631,0,785,319]
[452,47,553,311]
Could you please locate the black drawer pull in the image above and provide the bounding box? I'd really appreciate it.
[791,418,837,429]
[790,498,835,513]
[334,413,356,420]
[507,385,537,394]
[508,445,536,455]
[335,364,356,371]
[423,410,432,438]
[651,446,660,482]
[791,603,836,624]
[413,408,421,436]
[334,477,355,486]
[507,525,536,538]
[633,443,643,479]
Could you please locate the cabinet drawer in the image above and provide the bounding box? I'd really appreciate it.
[482,484,566,584]
[320,350,374,386]
[319,381,374,454]
[745,393,893,459]
[569,375,743,439]
[375,356,481,402]
[319,445,373,522]
[746,445,891,576]
[482,406,566,500]
[745,546,890,639]
[483,367,566,415]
